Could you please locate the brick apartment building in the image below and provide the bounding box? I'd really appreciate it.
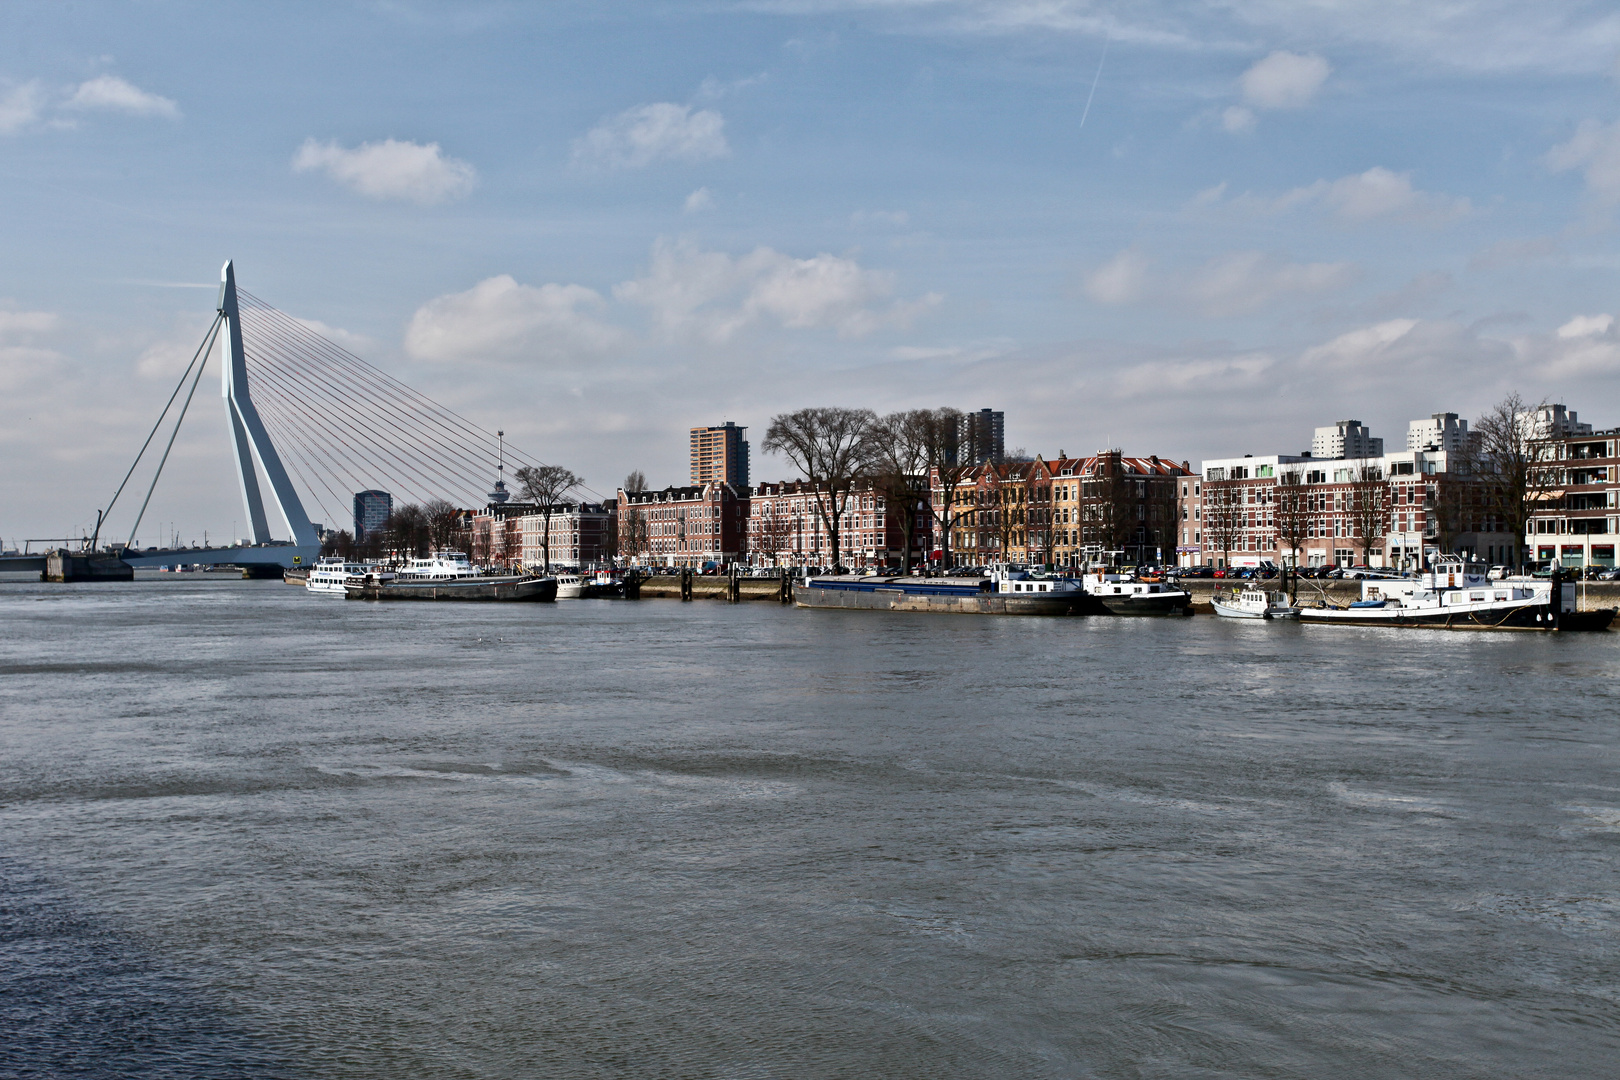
[517,502,616,569]
[932,451,1187,568]
[746,479,931,568]
[1527,426,1618,570]
[617,482,749,568]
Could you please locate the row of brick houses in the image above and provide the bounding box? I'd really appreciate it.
[459,404,1617,573]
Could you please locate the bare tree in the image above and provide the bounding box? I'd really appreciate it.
[750,494,793,567]
[384,503,429,559]
[1348,464,1389,566]
[424,499,461,552]
[762,408,877,573]
[904,407,976,569]
[618,498,650,566]
[1274,470,1310,570]
[1081,454,1133,565]
[515,464,582,573]
[624,470,647,494]
[1473,393,1559,571]
[320,529,354,559]
[869,410,934,572]
[1202,481,1243,570]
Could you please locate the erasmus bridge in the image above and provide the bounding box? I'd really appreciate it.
[3,261,548,576]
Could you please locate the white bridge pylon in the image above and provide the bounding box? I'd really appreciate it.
[219,260,319,549]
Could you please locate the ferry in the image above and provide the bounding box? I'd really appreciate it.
[306,556,392,596]
[1212,587,1300,620]
[1298,558,1614,631]
[396,552,482,581]
[794,566,1090,616]
[1080,569,1193,616]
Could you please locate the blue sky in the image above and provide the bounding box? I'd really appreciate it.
[4,1,1620,544]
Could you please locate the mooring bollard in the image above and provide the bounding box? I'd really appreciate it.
[779,568,793,604]
[681,567,693,601]
[728,565,741,603]
[624,568,640,600]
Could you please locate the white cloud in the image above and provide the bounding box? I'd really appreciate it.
[0,309,59,339]
[1300,318,1421,370]
[0,81,45,134]
[1188,251,1355,317]
[1220,106,1255,133]
[1557,313,1614,339]
[1239,51,1330,109]
[405,275,628,363]
[684,187,714,213]
[614,237,939,341]
[65,75,179,118]
[1206,167,1471,224]
[292,138,477,205]
[572,103,729,170]
[1547,119,1620,203]
[1083,247,1150,305]
[1519,314,1620,376]
[1320,167,1470,221]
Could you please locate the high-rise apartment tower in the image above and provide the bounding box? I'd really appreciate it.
[952,408,1005,465]
[690,422,750,487]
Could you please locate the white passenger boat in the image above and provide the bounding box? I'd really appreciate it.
[1298,557,1613,631]
[306,556,392,595]
[395,552,482,581]
[1211,587,1300,620]
[554,573,584,599]
[1080,569,1192,616]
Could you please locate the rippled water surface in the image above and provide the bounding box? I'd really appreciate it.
[3,577,1620,1078]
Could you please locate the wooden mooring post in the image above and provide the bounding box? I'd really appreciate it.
[680,567,693,601]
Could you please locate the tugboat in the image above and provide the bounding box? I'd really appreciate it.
[1079,568,1193,616]
[1298,557,1614,631]
[794,565,1091,616]
[1211,586,1300,620]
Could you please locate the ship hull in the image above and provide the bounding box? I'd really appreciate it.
[1089,592,1193,616]
[794,581,1089,616]
[346,575,558,602]
[1298,600,1589,630]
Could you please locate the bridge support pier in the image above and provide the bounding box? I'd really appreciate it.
[45,549,134,583]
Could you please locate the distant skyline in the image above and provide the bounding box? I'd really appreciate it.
[3,1,1620,545]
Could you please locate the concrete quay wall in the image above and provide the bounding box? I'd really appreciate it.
[628,574,1620,614]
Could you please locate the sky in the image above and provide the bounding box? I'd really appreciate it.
[4,0,1620,546]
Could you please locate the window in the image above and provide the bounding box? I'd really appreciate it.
[1306,469,1326,484]
[1206,468,1226,481]
[1257,464,1274,478]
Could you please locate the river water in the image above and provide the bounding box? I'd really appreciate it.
[2,577,1619,1078]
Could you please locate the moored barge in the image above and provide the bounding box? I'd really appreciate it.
[795,568,1090,616]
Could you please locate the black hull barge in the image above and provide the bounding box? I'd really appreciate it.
[795,573,1090,616]
[346,575,558,602]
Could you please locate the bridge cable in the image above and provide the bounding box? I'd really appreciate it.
[126,319,221,549]
[95,313,222,549]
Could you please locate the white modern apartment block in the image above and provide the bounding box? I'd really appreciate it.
[1311,419,1384,459]
[1178,412,1520,570]
[1406,412,1470,453]
[1519,403,1592,441]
